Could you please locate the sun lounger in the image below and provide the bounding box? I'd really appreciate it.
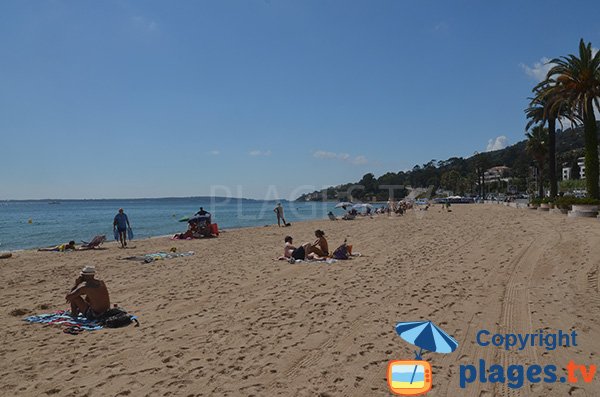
[80,235,107,249]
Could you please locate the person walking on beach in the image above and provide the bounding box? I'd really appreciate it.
[113,208,131,248]
[274,203,287,227]
[66,266,110,319]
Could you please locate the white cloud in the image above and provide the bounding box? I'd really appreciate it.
[313,151,368,165]
[249,150,271,156]
[486,136,509,152]
[313,150,338,159]
[520,57,553,82]
[132,16,158,32]
[352,155,368,165]
[208,150,220,156]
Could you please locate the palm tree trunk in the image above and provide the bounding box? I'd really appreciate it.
[548,118,557,199]
[584,100,599,199]
[538,166,544,198]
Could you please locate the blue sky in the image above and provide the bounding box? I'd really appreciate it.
[1,0,599,200]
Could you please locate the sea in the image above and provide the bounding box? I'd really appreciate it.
[0,197,343,251]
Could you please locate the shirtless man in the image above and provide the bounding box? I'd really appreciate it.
[65,266,110,319]
[274,203,287,227]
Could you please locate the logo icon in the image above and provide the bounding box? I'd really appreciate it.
[387,360,432,396]
[388,321,459,396]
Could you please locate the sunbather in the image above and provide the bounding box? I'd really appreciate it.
[278,236,296,260]
[38,240,76,252]
[279,236,325,261]
[65,266,110,319]
[310,230,329,257]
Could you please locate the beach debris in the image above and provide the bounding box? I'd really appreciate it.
[9,308,30,316]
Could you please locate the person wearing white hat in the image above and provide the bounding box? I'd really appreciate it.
[65,265,110,319]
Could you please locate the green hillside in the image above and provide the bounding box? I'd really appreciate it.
[296,123,600,202]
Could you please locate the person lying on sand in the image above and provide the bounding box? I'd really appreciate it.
[38,240,76,252]
[65,266,110,319]
[279,235,326,262]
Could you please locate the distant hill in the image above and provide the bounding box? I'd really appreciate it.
[296,122,600,201]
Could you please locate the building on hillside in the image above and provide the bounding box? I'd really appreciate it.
[484,166,510,184]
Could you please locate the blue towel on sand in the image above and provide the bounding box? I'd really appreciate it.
[24,310,103,331]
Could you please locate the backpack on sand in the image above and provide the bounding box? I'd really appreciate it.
[99,308,139,328]
[332,243,349,260]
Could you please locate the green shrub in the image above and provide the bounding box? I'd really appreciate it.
[555,196,600,208]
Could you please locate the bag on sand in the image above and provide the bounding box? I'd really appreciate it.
[332,243,349,260]
[99,308,139,328]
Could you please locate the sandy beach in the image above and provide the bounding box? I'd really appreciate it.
[1,204,599,396]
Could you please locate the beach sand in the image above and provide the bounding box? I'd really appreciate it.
[1,204,599,396]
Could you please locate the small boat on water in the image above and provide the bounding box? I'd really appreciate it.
[48,201,61,205]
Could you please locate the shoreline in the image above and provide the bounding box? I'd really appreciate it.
[0,214,331,254]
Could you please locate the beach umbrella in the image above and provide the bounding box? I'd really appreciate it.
[395,320,459,384]
[352,203,373,210]
[335,202,353,209]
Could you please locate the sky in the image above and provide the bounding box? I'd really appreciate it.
[1,0,600,200]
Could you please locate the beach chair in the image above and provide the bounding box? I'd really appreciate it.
[80,235,107,249]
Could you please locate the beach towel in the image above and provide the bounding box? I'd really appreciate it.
[127,227,134,240]
[24,310,103,332]
[121,251,195,263]
[25,309,139,334]
[289,258,338,265]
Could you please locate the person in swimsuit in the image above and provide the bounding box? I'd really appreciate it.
[274,203,287,227]
[38,241,76,252]
[310,230,329,257]
[65,266,110,319]
[278,236,296,260]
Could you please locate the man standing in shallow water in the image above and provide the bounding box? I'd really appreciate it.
[65,266,110,319]
[274,203,287,227]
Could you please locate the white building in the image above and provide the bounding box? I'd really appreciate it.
[562,157,586,180]
[484,166,510,183]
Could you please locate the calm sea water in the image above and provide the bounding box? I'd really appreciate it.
[0,198,341,251]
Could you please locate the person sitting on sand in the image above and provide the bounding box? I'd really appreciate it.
[65,266,110,319]
[38,240,76,252]
[278,236,296,260]
[310,229,329,257]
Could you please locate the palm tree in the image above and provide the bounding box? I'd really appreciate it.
[525,83,577,199]
[526,125,548,198]
[543,39,600,199]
